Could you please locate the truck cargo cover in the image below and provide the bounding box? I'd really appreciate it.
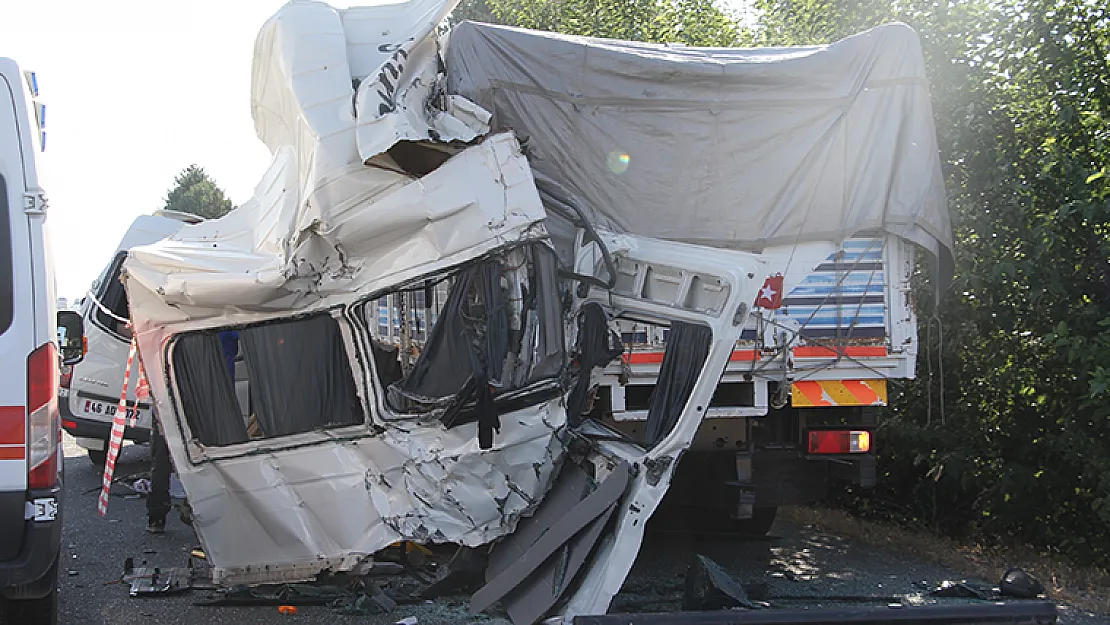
[446,22,953,278]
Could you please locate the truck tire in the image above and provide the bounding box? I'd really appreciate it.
[1,553,60,625]
[733,506,777,536]
[87,448,107,466]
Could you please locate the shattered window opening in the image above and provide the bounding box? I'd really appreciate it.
[580,315,713,449]
[171,312,366,447]
[373,280,452,344]
[360,242,566,427]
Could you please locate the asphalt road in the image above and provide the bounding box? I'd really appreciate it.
[57,435,482,625]
[57,434,1102,625]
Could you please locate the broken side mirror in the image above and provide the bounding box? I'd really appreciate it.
[57,310,86,365]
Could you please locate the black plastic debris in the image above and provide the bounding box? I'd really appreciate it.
[196,583,351,606]
[999,568,1045,599]
[126,567,192,597]
[370,562,405,576]
[335,586,397,615]
[682,555,756,611]
[929,580,992,600]
[420,546,486,599]
[115,556,211,597]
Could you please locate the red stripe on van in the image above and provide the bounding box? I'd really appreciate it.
[0,446,24,460]
[0,406,24,446]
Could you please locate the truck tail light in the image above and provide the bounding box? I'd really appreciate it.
[808,430,871,454]
[27,343,60,489]
[59,364,73,389]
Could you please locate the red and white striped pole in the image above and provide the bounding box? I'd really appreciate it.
[97,335,137,516]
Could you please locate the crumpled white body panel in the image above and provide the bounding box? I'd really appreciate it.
[127,0,512,328]
[122,0,561,586]
[126,127,557,585]
[175,397,565,585]
[125,131,542,325]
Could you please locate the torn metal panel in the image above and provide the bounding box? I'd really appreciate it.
[125,567,193,597]
[252,0,486,197]
[157,391,566,587]
[470,461,629,621]
[506,506,617,625]
[124,132,544,326]
[682,555,756,611]
[125,0,511,328]
[558,233,765,620]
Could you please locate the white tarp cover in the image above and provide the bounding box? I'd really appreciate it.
[446,21,953,276]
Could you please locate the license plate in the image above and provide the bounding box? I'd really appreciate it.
[82,399,146,422]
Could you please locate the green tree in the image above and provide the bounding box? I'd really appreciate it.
[755,0,1110,564]
[451,0,742,46]
[163,165,234,219]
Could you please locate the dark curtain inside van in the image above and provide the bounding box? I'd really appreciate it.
[526,245,565,383]
[392,260,510,405]
[239,314,364,438]
[172,333,249,446]
[643,321,712,447]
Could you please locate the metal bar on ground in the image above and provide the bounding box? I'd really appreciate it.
[573,600,1057,625]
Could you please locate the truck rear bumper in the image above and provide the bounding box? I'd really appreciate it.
[0,486,62,599]
[666,449,876,511]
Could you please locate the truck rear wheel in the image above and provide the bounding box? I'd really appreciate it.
[733,506,777,536]
[87,448,107,466]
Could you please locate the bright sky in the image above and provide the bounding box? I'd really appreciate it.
[2,0,755,302]
[0,1,314,301]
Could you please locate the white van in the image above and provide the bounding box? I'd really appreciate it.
[0,59,84,625]
[60,211,199,464]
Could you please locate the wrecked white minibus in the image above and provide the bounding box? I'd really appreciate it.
[118,0,953,622]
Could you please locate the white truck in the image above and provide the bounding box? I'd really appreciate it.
[444,19,951,533]
[590,235,918,532]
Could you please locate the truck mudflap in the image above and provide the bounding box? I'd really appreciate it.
[573,600,1058,624]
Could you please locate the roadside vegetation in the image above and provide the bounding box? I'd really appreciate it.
[450,0,1110,569]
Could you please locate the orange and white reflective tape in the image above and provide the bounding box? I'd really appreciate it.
[622,346,889,365]
[98,335,137,516]
[791,379,887,407]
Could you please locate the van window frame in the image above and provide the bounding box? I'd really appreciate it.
[88,251,131,340]
[0,174,12,336]
[165,307,374,465]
